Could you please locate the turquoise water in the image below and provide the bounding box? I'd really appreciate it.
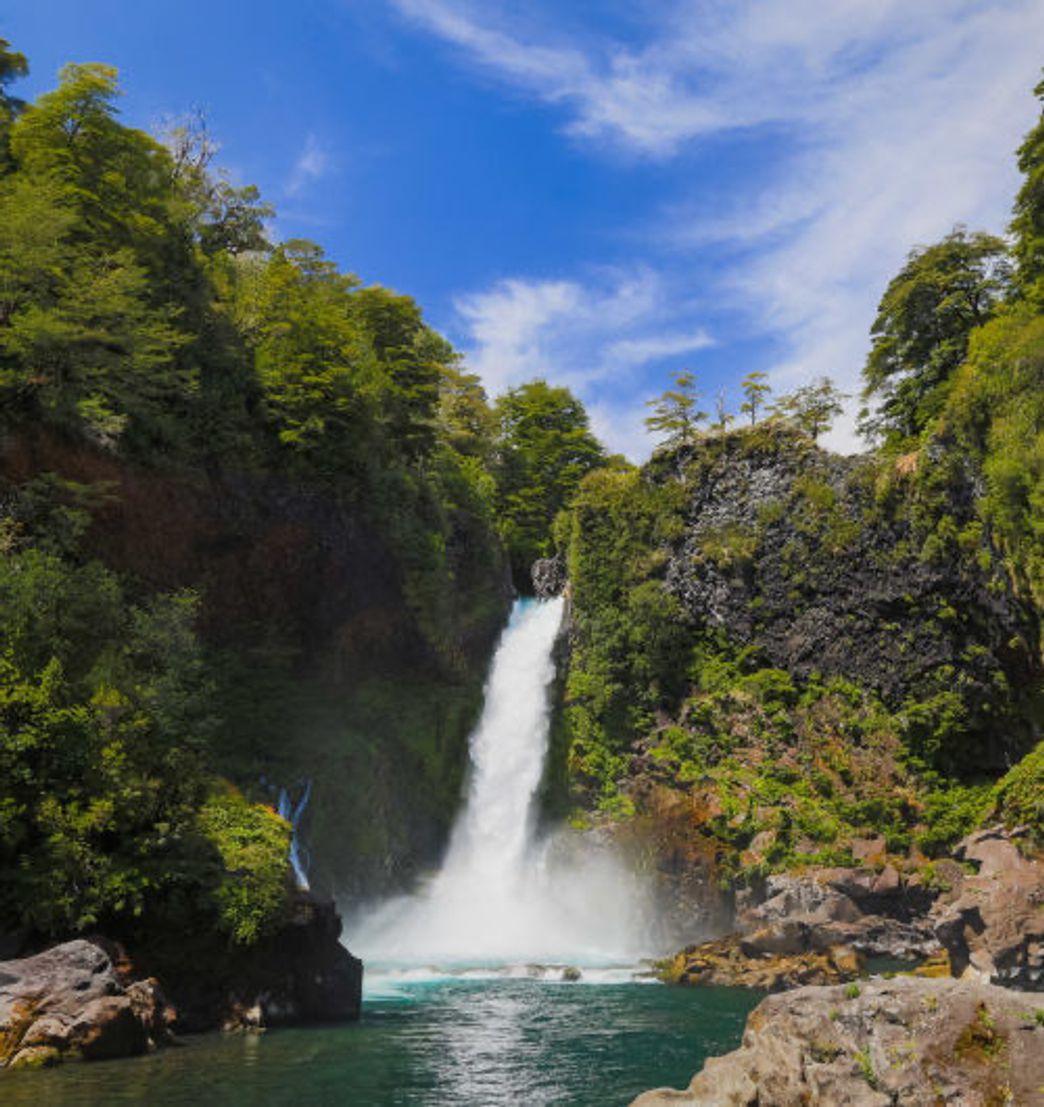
[2,975,757,1106]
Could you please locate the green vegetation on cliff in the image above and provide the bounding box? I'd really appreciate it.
[556,82,1044,881]
[0,483,287,944]
[0,43,609,947]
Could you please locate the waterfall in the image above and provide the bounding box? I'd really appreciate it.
[352,597,653,967]
[277,780,312,891]
[437,597,564,886]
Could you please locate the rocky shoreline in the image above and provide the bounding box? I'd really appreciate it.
[0,894,362,1071]
[635,825,1043,1104]
[634,976,1044,1106]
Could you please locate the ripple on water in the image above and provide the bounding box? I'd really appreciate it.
[0,978,758,1107]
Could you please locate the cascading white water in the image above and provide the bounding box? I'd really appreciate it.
[352,597,655,969]
[439,597,563,886]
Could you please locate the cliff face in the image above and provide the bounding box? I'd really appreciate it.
[0,426,512,900]
[559,425,1042,925]
[657,430,1038,765]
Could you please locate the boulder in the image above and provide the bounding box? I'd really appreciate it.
[633,976,1044,1106]
[0,940,173,1068]
[165,893,363,1032]
[931,826,1044,990]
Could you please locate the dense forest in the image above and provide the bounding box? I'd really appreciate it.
[0,34,1041,975]
[0,42,606,954]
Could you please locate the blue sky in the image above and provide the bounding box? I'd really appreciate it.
[5,1,1044,456]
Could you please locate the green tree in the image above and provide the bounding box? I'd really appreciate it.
[860,227,1011,447]
[1011,75,1044,298]
[494,380,605,586]
[645,370,706,447]
[438,364,496,460]
[12,63,179,254]
[249,240,382,481]
[351,285,448,464]
[740,371,772,425]
[0,174,188,444]
[0,37,28,169]
[772,377,847,441]
[944,304,1044,607]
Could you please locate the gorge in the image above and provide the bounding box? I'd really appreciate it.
[1,25,1043,1107]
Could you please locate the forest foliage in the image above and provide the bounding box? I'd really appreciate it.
[0,45,601,944]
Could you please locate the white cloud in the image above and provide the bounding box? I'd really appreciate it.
[452,268,713,455]
[390,0,1044,454]
[388,0,1026,158]
[587,396,661,463]
[604,330,714,368]
[286,133,330,196]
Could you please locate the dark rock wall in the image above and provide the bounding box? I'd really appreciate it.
[658,430,1039,769]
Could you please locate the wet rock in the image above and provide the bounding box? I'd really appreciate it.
[225,896,361,1030]
[633,976,1044,1106]
[168,893,363,1032]
[931,826,1044,990]
[0,940,173,1068]
[531,555,567,598]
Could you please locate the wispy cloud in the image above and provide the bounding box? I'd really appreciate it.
[286,133,331,196]
[452,267,713,454]
[390,0,1044,453]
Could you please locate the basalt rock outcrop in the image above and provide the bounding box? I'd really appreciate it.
[655,429,1039,772]
[633,976,1044,1107]
[0,940,173,1070]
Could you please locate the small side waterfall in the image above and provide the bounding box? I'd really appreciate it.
[277,780,312,891]
[353,597,653,967]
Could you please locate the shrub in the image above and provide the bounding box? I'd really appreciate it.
[196,785,292,944]
[988,742,1044,844]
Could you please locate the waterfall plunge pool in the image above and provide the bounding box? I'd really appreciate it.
[2,600,762,1104]
[1,977,759,1106]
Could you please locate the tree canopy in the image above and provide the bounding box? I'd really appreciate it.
[740,371,772,425]
[772,378,847,441]
[645,370,706,448]
[1012,75,1044,299]
[494,380,605,586]
[860,227,1011,448]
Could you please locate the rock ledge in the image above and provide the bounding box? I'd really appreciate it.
[633,976,1044,1106]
